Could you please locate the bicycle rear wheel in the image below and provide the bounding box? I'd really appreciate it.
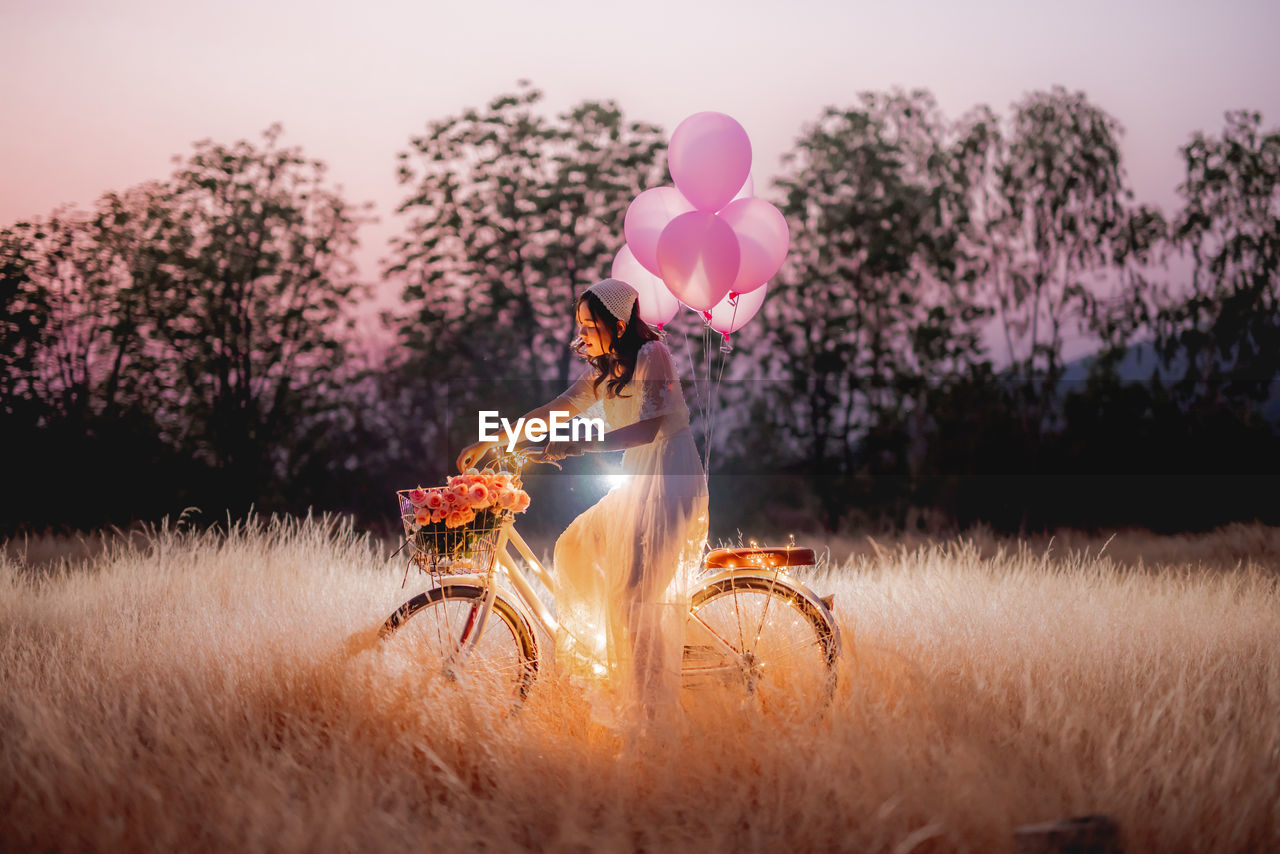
[683,575,838,714]
[379,584,539,702]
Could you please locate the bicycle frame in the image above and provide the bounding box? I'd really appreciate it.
[421,517,840,682]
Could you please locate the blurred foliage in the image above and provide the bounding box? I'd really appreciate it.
[1,89,1276,537]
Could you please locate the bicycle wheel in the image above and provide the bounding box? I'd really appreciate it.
[683,575,838,713]
[379,584,539,702]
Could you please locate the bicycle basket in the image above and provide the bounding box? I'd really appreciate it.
[397,489,512,576]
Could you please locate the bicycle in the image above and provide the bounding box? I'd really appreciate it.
[377,450,841,711]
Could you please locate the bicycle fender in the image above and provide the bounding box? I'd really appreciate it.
[432,574,486,588]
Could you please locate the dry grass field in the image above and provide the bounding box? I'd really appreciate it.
[2,516,1278,853]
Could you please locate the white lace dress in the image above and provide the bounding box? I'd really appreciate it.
[553,339,709,708]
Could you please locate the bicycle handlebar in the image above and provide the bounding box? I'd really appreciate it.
[484,445,562,471]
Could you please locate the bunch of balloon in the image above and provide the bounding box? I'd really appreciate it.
[612,111,789,474]
[616,111,788,347]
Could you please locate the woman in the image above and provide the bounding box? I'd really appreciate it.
[457,278,708,710]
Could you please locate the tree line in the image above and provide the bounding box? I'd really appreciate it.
[2,85,1277,537]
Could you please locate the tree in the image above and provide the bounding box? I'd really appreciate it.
[0,190,190,529]
[955,88,1156,435]
[759,90,982,528]
[384,84,667,475]
[0,223,48,425]
[1158,110,1280,411]
[0,126,372,529]
[14,188,176,427]
[134,125,371,507]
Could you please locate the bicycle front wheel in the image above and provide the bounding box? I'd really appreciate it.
[379,584,539,702]
[683,575,838,714]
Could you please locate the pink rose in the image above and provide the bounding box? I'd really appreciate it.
[449,482,469,501]
[467,483,490,508]
[414,507,432,526]
[445,507,475,528]
[424,490,446,511]
[407,486,429,506]
[512,491,531,513]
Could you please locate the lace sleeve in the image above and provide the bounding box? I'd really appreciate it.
[560,369,599,415]
[635,340,682,422]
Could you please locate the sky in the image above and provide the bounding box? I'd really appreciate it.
[3,0,1279,324]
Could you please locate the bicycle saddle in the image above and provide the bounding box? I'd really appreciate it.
[705,546,816,569]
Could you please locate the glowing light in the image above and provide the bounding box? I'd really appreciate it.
[591,629,608,676]
[604,473,629,491]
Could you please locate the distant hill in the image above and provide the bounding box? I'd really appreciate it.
[1059,341,1280,424]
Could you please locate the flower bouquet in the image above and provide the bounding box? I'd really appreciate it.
[397,468,531,575]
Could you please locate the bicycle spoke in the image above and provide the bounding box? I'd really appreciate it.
[689,609,741,658]
[730,582,746,661]
[750,634,825,668]
[685,581,836,708]
[383,587,533,702]
[749,573,782,654]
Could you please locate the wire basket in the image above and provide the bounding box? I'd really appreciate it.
[397,490,511,576]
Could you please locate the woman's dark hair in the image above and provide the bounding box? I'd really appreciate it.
[579,291,661,398]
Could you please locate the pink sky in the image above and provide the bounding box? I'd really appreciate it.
[3,0,1278,314]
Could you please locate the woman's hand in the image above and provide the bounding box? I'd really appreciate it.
[456,440,498,473]
[539,440,583,463]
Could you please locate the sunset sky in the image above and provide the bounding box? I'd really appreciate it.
[3,0,1279,304]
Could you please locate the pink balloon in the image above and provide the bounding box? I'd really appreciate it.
[708,285,768,335]
[655,211,740,312]
[668,112,752,213]
[623,187,695,277]
[718,198,790,295]
[612,245,679,328]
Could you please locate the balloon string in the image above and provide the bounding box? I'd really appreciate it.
[703,296,739,479]
[706,320,716,481]
[679,322,706,430]
[679,319,711,484]
[675,320,706,460]
[705,342,731,478]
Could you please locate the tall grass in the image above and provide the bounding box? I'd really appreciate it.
[2,516,1277,853]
